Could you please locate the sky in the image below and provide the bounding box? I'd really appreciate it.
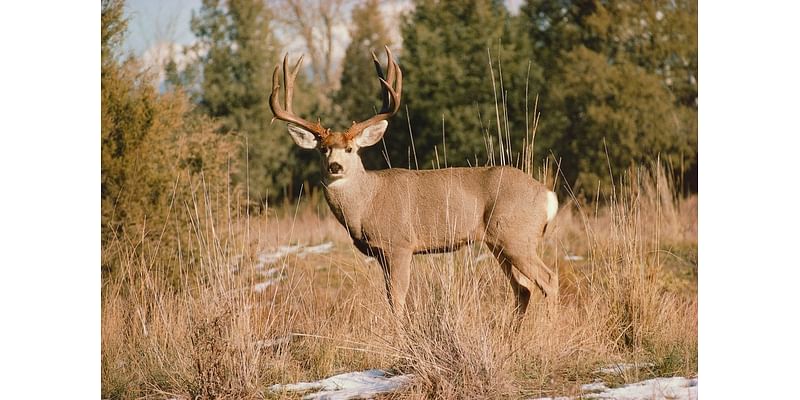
[122,0,526,58]
[122,0,411,82]
[122,0,201,56]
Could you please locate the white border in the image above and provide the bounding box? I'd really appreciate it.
[0,1,99,397]
[701,1,800,398]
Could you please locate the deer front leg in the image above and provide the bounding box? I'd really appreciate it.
[378,250,413,316]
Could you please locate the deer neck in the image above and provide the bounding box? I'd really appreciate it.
[322,171,375,240]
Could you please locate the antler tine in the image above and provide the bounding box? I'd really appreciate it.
[270,63,284,117]
[378,77,400,114]
[283,54,304,113]
[371,50,386,80]
[282,54,291,112]
[269,54,328,138]
[371,51,389,111]
[346,46,403,138]
[391,52,402,113]
[384,46,396,90]
[370,46,400,113]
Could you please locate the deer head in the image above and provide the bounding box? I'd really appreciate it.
[269,46,402,183]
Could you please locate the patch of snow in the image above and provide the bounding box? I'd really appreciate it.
[564,255,584,261]
[256,242,334,269]
[301,242,334,256]
[257,244,304,268]
[593,362,655,375]
[253,278,282,293]
[270,369,412,400]
[533,377,697,400]
[581,381,609,392]
[227,254,243,273]
[258,267,280,278]
[585,377,697,400]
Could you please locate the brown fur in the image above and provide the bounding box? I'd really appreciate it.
[320,132,350,148]
[322,165,558,317]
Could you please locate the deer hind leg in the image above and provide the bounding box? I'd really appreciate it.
[491,248,531,317]
[493,246,558,309]
[377,250,413,317]
[528,252,558,304]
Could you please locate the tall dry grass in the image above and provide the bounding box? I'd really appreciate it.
[101,160,697,399]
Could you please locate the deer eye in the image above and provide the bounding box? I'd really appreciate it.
[345,147,353,153]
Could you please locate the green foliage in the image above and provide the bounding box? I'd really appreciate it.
[101,0,236,279]
[519,0,698,192]
[185,0,310,203]
[333,0,394,169]
[106,0,698,218]
[393,0,535,169]
[547,47,695,192]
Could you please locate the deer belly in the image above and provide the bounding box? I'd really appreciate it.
[412,216,481,254]
[413,238,471,255]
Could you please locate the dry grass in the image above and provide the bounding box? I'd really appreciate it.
[101,165,697,399]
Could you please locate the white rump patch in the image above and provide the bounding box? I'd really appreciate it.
[545,191,558,222]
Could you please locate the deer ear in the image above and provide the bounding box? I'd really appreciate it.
[354,120,388,148]
[287,124,319,149]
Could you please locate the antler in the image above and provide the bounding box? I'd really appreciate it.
[269,54,330,139]
[345,46,403,139]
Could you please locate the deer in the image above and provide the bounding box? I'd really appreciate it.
[268,46,559,318]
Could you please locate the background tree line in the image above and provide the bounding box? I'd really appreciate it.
[103,0,697,245]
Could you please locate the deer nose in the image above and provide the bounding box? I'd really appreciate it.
[328,162,343,174]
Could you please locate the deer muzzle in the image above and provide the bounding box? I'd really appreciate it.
[328,162,343,175]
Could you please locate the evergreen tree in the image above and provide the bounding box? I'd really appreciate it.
[393,0,534,170]
[333,0,394,169]
[519,0,697,192]
[188,0,298,202]
[548,47,695,192]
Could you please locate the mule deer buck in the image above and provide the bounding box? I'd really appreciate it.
[269,47,558,317]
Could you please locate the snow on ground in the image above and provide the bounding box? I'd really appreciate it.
[251,242,334,291]
[593,362,655,375]
[270,369,413,400]
[301,242,335,255]
[256,242,334,269]
[258,267,280,278]
[252,278,282,293]
[270,367,695,400]
[533,377,697,400]
[256,244,304,268]
[582,377,697,400]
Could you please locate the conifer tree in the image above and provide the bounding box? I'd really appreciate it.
[393,0,532,170]
[333,0,393,169]
[519,0,697,192]
[188,0,296,202]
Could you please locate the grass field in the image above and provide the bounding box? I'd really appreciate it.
[101,165,697,399]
